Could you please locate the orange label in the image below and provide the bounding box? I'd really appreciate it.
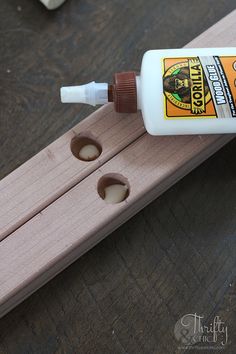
[163,56,236,119]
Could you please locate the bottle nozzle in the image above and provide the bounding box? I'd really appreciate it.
[60,82,108,106]
[60,71,138,113]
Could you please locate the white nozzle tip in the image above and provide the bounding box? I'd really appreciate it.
[60,86,86,103]
[60,82,108,106]
[60,87,70,103]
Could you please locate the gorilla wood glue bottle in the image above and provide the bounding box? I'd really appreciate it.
[61,48,236,135]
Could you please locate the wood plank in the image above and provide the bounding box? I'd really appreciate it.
[0,105,145,240]
[0,10,235,318]
[0,133,233,318]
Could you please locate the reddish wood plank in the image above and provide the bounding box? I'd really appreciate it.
[0,105,145,240]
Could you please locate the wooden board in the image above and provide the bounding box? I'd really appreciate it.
[0,105,145,240]
[0,9,236,319]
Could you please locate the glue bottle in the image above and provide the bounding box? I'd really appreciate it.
[61,48,236,135]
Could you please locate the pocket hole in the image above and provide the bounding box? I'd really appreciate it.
[97,173,130,204]
[71,133,102,162]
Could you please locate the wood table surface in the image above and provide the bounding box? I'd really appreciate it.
[0,1,236,353]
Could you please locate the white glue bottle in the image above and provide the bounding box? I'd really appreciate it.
[61,48,236,135]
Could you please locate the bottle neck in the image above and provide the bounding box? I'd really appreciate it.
[107,71,139,113]
[135,76,141,110]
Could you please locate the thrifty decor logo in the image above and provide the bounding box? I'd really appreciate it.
[174,313,228,350]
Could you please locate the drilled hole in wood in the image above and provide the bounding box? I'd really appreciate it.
[97,173,130,204]
[71,133,102,161]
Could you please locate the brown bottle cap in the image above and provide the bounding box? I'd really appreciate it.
[108,71,137,113]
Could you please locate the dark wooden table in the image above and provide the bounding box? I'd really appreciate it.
[0,1,236,353]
